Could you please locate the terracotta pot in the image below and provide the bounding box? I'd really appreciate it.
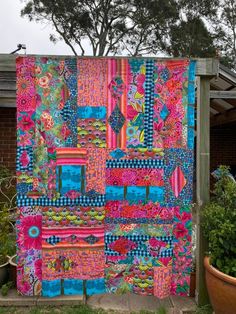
[0,256,9,286]
[8,255,17,287]
[204,256,236,314]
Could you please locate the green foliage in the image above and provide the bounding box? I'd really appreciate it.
[0,165,16,209]
[195,304,213,314]
[217,0,236,70]
[139,309,166,314]
[0,282,13,296]
[168,17,216,57]
[0,206,11,257]
[27,305,108,314]
[0,165,16,260]
[201,166,236,277]
[0,166,12,180]
[0,306,109,314]
[156,308,166,314]
[21,0,179,56]
[20,0,236,66]
[0,205,16,259]
[0,306,167,314]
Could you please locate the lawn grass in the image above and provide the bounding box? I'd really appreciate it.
[138,307,166,314]
[0,305,107,314]
[0,305,167,314]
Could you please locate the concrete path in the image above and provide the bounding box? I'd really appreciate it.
[0,290,196,313]
[88,293,196,313]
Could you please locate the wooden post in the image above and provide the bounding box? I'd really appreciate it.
[196,76,211,305]
[83,279,87,304]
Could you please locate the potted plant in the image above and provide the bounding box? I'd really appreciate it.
[7,233,17,287]
[0,210,16,288]
[190,223,197,297]
[202,166,236,314]
[0,166,17,287]
[0,205,11,286]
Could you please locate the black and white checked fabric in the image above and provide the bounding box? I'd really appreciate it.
[105,235,173,243]
[105,249,173,258]
[144,60,155,149]
[46,235,61,246]
[106,159,164,169]
[17,195,105,207]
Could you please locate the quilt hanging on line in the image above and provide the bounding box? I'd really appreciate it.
[16,57,196,298]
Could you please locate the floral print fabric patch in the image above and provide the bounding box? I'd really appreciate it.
[16,57,195,298]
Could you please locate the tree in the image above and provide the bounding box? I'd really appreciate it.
[21,0,179,56]
[124,0,179,56]
[168,17,216,57]
[217,0,236,69]
[181,0,236,70]
[21,0,236,68]
[178,0,219,19]
[166,0,219,58]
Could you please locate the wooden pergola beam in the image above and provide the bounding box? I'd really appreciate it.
[0,99,16,107]
[0,91,16,98]
[210,100,227,114]
[225,85,236,91]
[210,82,236,107]
[210,90,236,99]
[219,65,236,86]
[211,108,236,126]
[0,54,219,76]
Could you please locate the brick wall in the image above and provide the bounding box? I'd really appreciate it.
[210,123,236,175]
[0,107,16,173]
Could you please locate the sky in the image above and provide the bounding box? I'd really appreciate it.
[0,0,91,56]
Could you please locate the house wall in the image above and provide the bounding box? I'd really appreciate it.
[0,107,16,173]
[210,124,236,175]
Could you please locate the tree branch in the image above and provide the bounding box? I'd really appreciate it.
[51,13,78,55]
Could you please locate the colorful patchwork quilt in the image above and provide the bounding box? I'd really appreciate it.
[16,57,195,298]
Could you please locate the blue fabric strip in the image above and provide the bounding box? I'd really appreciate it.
[86,278,106,296]
[77,106,106,119]
[105,186,165,202]
[187,106,195,127]
[187,60,196,149]
[63,279,83,295]
[42,280,61,297]
[106,186,124,200]
[188,60,196,105]
[187,128,195,149]
[149,186,165,202]
[126,186,147,201]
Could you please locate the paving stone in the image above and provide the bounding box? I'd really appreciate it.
[0,289,37,306]
[0,289,197,314]
[37,294,83,306]
[170,296,196,314]
[88,293,130,312]
[128,293,174,313]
